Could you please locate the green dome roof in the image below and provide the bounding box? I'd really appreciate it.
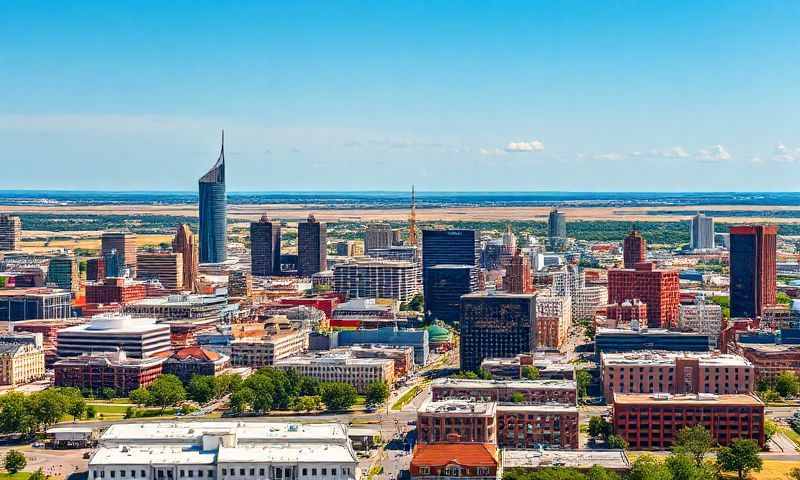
[427,325,451,342]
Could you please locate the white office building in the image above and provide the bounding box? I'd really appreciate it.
[57,314,172,358]
[89,422,359,480]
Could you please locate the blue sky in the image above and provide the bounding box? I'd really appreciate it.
[1,1,799,191]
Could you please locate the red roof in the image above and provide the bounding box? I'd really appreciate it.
[171,346,222,362]
[411,443,498,468]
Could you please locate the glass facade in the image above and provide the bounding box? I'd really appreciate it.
[199,142,227,264]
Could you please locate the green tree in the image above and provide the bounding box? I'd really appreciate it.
[521,366,540,380]
[575,370,591,399]
[4,450,26,474]
[777,291,792,305]
[242,372,276,412]
[28,468,47,480]
[27,389,68,430]
[511,392,525,403]
[320,382,358,411]
[673,426,714,466]
[717,439,763,480]
[788,467,800,480]
[0,392,35,436]
[477,368,492,380]
[365,381,390,406]
[627,455,671,480]
[67,396,86,421]
[765,419,778,442]
[775,371,800,398]
[588,416,612,440]
[298,376,321,396]
[85,405,96,419]
[148,374,187,412]
[229,387,256,414]
[454,371,479,379]
[585,466,619,480]
[101,387,116,400]
[188,375,217,404]
[129,387,151,407]
[758,388,780,403]
[214,373,243,397]
[665,453,715,480]
[606,435,628,450]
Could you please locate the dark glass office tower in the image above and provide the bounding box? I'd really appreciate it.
[424,264,474,323]
[459,292,536,371]
[730,225,777,318]
[297,214,327,276]
[250,214,282,276]
[422,229,480,291]
[199,133,227,264]
[548,208,567,252]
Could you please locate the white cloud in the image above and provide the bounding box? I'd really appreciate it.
[479,148,507,157]
[771,143,800,163]
[751,156,764,164]
[592,153,624,161]
[504,140,544,153]
[696,145,731,161]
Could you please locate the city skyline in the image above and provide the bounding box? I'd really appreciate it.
[1,2,800,191]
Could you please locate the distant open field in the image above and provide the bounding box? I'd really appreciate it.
[20,233,174,254]
[6,203,800,224]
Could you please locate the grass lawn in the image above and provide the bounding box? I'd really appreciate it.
[391,384,423,411]
[721,459,799,479]
[0,473,32,480]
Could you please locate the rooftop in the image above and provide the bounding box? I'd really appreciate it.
[418,399,496,416]
[127,294,227,307]
[613,393,764,406]
[411,443,498,468]
[274,352,394,367]
[433,378,576,390]
[601,351,752,367]
[59,314,167,335]
[596,327,708,336]
[502,449,630,471]
[101,422,349,444]
[495,403,578,414]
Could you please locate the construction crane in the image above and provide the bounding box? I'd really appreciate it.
[407,185,418,246]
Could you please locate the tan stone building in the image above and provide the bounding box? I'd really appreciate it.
[274,351,394,394]
[0,343,45,385]
[230,329,308,368]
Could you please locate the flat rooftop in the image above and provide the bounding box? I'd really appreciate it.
[418,399,496,416]
[613,393,764,406]
[502,449,630,471]
[433,378,576,390]
[596,327,707,336]
[496,403,578,414]
[739,344,800,353]
[101,422,349,444]
[601,351,752,367]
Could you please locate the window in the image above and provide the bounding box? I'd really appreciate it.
[111,472,116,479]
[141,472,146,479]
[259,470,265,476]
[312,469,317,476]
[189,472,194,478]
[101,472,105,479]
[240,470,245,476]
[249,470,254,477]
[122,472,127,478]
[222,470,227,476]
[277,469,283,479]
[419,468,430,475]
[331,470,336,477]
[208,471,214,478]
[303,470,308,476]
[180,472,184,478]
[198,472,203,478]
[132,472,136,478]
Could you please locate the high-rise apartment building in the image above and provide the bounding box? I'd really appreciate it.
[46,255,79,293]
[502,248,533,294]
[136,252,183,291]
[333,258,419,302]
[622,229,646,268]
[547,208,567,252]
[460,292,536,371]
[364,223,393,253]
[198,133,227,264]
[691,213,715,250]
[228,270,252,297]
[422,229,480,302]
[250,214,282,276]
[101,232,138,276]
[0,215,22,251]
[297,214,327,276]
[608,262,680,328]
[730,225,777,318]
[172,224,198,292]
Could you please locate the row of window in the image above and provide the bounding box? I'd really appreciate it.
[94,468,353,480]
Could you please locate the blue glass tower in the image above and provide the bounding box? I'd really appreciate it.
[199,132,227,263]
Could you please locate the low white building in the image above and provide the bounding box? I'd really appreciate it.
[679,304,723,343]
[89,422,359,480]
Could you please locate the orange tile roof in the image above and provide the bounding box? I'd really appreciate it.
[172,346,222,362]
[411,443,498,468]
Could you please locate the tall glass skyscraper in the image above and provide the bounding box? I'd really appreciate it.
[199,133,227,264]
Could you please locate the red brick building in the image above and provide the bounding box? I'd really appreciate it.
[417,400,497,444]
[496,404,579,449]
[431,378,577,404]
[608,262,680,328]
[278,296,339,318]
[739,344,800,381]
[53,350,164,396]
[85,278,147,304]
[410,443,499,480]
[623,229,646,269]
[502,249,533,294]
[612,393,765,449]
[606,300,648,325]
